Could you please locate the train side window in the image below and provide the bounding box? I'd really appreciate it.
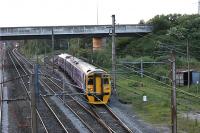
[88,79,93,85]
[103,78,109,84]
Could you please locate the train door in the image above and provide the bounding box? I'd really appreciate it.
[95,76,102,94]
[87,76,94,93]
[94,75,103,101]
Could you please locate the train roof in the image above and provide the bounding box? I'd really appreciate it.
[71,57,104,74]
[58,53,105,75]
[58,53,71,59]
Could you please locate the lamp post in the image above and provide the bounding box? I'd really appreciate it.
[111,15,116,93]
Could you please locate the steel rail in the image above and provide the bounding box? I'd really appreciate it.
[13,49,72,133]
[41,58,134,133]
[12,49,29,74]
[41,95,69,133]
[84,98,134,133]
[7,50,35,132]
[52,61,134,133]
[102,105,133,133]
[41,78,112,133]
[13,49,32,66]
[40,80,96,133]
[36,110,48,133]
[11,49,50,133]
[14,48,132,133]
[0,74,30,85]
[54,63,132,132]
[13,49,59,133]
[12,49,33,73]
[8,51,30,99]
[89,106,116,132]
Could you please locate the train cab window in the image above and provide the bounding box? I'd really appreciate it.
[88,79,93,85]
[103,78,109,84]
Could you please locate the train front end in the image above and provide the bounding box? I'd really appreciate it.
[86,71,111,104]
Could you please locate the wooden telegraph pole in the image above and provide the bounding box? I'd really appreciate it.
[187,39,190,88]
[170,50,177,133]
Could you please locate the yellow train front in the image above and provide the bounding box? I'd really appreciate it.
[86,71,111,104]
[57,53,111,104]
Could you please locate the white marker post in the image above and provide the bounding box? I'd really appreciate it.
[143,95,147,102]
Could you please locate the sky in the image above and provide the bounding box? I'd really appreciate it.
[0,0,199,27]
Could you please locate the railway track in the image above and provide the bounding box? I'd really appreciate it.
[13,48,134,133]
[41,77,111,133]
[91,104,133,133]
[9,50,30,98]
[40,70,133,133]
[6,50,32,132]
[48,73,134,133]
[14,49,110,133]
[11,49,72,132]
[37,95,69,133]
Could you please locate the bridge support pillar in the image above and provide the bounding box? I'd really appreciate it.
[92,37,104,51]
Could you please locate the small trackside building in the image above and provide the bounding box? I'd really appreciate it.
[176,69,200,86]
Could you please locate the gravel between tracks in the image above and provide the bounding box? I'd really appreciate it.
[40,68,90,133]
[41,73,110,133]
[50,96,90,133]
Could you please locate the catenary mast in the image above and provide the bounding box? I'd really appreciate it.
[198,0,200,14]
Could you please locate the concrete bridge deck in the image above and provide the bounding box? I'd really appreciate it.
[0,24,153,40]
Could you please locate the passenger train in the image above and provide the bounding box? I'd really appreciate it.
[57,53,111,104]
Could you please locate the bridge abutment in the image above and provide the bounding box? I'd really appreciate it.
[92,37,105,51]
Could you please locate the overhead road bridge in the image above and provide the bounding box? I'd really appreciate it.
[0,24,153,40]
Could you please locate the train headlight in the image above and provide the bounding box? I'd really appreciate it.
[88,88,93,91]
[104,88,109,90]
